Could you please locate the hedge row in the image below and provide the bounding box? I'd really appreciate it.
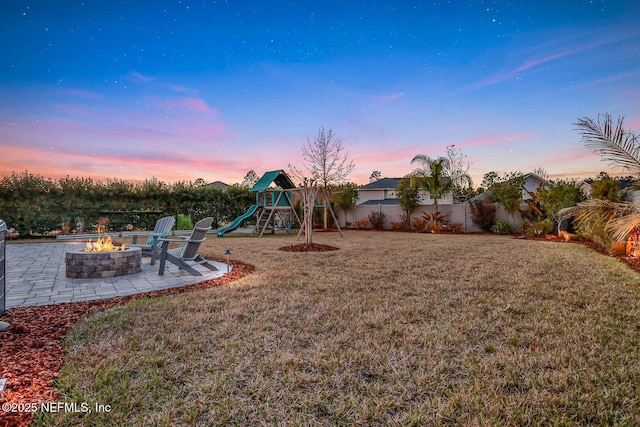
[0,172,254,236]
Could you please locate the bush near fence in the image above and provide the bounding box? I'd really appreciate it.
[0,172,253,237]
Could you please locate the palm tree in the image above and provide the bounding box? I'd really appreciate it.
[410,155,453,213]
[559,113,640,244]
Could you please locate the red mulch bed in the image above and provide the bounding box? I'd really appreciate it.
[0,260,254,427]
[278,243,340,252]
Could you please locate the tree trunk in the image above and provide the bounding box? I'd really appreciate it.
[300,179,319,245]
[305,206,313,244]
[323,208,328,229]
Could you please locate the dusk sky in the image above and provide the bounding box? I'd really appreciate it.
[1,1,639,186]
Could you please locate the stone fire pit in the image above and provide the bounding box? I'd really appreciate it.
[66,247,142,278]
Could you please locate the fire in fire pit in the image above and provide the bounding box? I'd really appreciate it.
[66,226,141,278]
[84,226,126,252]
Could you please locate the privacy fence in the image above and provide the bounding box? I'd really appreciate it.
[337,202,523,233]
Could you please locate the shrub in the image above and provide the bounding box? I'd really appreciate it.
[491,220,512,235]
[469,198,497,231]
[354,218,369,229]
[531,219,553,236]
[411,216,428,231]
[422,211,447,233]
[444,221,463,232]
[177,214,194,230]
[368,211,386,229]
[517,218,553,237]
[0,171,255,237]
[390,221,403,231]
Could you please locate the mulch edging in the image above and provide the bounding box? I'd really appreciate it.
[278,243,340,252]
[0,259,254,427]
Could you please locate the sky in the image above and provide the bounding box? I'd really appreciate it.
[1,0,639,187]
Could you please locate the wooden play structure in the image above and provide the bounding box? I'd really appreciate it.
[217,170,343,238]
[251,170,300,237]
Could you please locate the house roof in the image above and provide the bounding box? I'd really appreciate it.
[469,190,494,202]
[358,199,401,206]
[250,170,296,192]
[206,181,229,191]
[358,178,402,190]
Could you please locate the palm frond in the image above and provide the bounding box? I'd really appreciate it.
[607,212,640,242]
[575,113,640,174]
[410,154,432,165]
[558,199,613,225]
[558,199,638,241]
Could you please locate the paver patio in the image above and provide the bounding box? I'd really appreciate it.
[4,242,229,309]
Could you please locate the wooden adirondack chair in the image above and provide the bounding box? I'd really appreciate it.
[157,217,218,276]
[130,216,176,265]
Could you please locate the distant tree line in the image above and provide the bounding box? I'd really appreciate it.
[0,171,253,236]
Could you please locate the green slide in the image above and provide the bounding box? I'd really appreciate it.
[217,205,260,237]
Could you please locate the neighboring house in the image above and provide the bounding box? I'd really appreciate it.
[520,173,547,200]
[467,173,553,230]
[336,177,460,230]
[355,177,454,206]
[356,178,403,206]
[205,181,229,191]
[578,180,592,198]
[470,173,548,204]
[581,177,636,201]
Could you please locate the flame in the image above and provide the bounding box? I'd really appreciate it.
[84,225,126,252]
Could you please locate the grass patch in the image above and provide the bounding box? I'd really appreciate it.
[45,232,639,425]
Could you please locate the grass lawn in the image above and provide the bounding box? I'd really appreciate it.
[43,231,639,425]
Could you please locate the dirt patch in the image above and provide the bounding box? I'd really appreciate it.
[278,243,340,252]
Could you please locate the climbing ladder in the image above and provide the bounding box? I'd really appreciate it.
[255,206,295,236]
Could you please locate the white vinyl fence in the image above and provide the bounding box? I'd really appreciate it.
[336,202,525,233]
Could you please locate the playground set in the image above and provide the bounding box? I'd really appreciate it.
[217,170,342,238]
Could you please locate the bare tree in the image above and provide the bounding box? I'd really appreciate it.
[532,167,549,180]
[297,126,355,228]
[301,127,355,188]
[444,145,473,189]
[298,178,319,244]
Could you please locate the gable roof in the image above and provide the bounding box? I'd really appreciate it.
[206,180,229,191]
[250,170,296,192]
[358,178,402,190]
[359,199,401,206]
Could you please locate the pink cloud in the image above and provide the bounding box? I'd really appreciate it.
[169,84,197,95]
[628,116,640,130]
[128,72,199,96]
[354,144,422,163]
[581,70,640,88]
[152,97,217,114]
[524,150,598,168]
[180,98,217,113]
[54,88,103,100]
[0,142,245,184]
[128,71,155,83]
[51,103,101,117]
[456,133,535,148]
[372,92,405,106]
[458,37,617,93]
